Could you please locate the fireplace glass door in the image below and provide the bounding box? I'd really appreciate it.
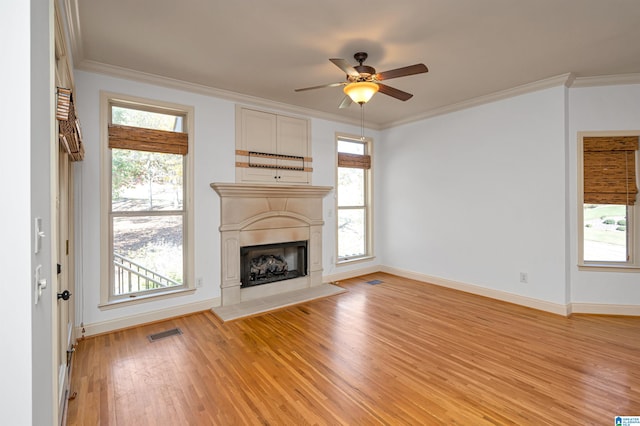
[240,241,308,288]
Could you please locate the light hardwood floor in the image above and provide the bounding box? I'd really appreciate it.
[67,273,640,425]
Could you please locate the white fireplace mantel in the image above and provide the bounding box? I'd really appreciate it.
[211,183,332,199]
[211,183,333,306]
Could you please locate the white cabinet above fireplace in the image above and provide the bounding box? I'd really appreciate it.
[235,106,312,185]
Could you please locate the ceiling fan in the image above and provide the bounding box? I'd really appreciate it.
[295,52,428,108]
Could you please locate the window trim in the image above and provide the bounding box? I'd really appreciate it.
[335,133,374,264]
[99,91,195,307]
[577,130,640,270]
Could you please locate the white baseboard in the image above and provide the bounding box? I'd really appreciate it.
[325,264,571,315]
[79,269,640,339]
[77,297,220,338]
[380,266,571,316]
[380,266,640,317]
[569,303,640,316]
[332,264,640,317]
[323,265,380,284]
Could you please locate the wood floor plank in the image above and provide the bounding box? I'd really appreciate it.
[67,273,640,425]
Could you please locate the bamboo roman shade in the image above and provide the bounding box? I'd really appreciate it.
[108,124,188,155]
[583,136,638,205]
[338,152,371,169]
[56,87,85,161]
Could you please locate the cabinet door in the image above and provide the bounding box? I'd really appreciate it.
[277,115,310,183]
[240,108,278,182]
[277,115,308,157]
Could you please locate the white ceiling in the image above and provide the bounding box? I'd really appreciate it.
[67,0,640,128]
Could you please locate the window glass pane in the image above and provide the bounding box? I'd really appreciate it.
[338,140,364,155]
[583,204,628,262]
[112,148,183,212]
[112,215,183,295]
[112,105,183,132]
[338,208,365,258]
[338,167,364,206]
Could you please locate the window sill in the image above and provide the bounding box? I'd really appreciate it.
[99,287,196,310]
[337,255,375,266]
[578,263,640,272]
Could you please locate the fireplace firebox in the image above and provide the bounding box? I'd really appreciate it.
[240,241,308,288]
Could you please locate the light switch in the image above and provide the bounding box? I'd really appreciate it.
[34,264,47,305]
[34,217,45,254]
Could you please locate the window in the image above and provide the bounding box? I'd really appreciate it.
[336,135,372,262]
[579,133,639,268]
[101,94,194,305]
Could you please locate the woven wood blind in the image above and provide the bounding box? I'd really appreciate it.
[56,88,72,121]
[338,152,371,169]
[583,136,638,205]
[56,87,85,161]
[108,124,188,155]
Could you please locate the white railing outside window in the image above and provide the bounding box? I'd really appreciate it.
[113,253,181,295]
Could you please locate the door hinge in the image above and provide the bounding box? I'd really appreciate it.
[66,240,69,255]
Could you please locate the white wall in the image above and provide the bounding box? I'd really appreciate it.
[74,68,640,329]
[0,0,34,423]
[379,87,569,306]
[1,0,57,424]
[569,84,640,306]
[30,0,57,423]
[73,71,380,330]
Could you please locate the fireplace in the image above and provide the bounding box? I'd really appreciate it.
[211,183,332,306]
[241,240,308,288]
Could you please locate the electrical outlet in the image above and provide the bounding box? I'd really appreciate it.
[519,272,528,283]
[196,277,203,288]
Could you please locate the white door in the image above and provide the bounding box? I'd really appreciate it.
[56,143,74,421]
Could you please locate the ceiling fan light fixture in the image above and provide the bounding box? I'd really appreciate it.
[344,81,379,104]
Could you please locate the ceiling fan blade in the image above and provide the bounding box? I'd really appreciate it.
[329,58,360,77]
[377,83,413,101]
[294,82,345,92]
[338,95,353,109]
[376,64,428,81]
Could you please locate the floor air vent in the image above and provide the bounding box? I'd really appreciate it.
[148,328,182,342]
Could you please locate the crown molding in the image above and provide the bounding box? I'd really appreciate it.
[70,46,640,132]
[75,59,376,129]
[76,58,576,132]
[63,0,84,69]
[63,0,371,129]
[63,0,640,130]
[571,72,640,88]
[54,1,75,90]
[382,73,575,129]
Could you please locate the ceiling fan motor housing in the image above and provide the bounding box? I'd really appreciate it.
[354,65,376,80]
[353,52,376,80]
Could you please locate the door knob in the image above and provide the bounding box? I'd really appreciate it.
[57,290,72,301]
